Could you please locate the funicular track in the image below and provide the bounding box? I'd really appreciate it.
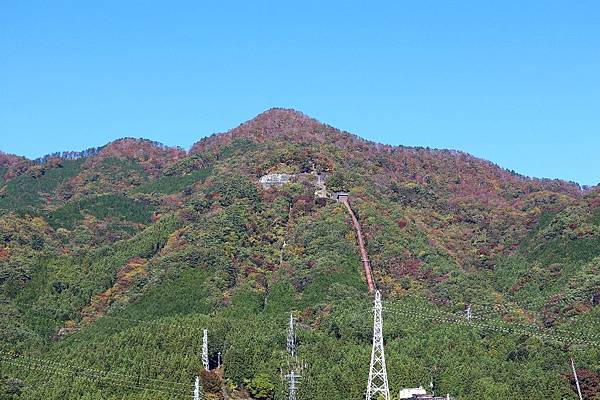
[340,198,376,294]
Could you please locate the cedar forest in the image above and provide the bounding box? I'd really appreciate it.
[1,109,600,399]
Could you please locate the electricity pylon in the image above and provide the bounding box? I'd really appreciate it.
[202,329,209,371]
[465,304,472,323]
[366,290,390,400]
[285,370,301,400]
[193,376,201,400]
[287,312,296,358]
[285,312,303,400]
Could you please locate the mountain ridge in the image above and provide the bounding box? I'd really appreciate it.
[1,108,592,190]
[1,107,599,399]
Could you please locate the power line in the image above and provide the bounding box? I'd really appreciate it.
[448,291,599,315]
[381,306,600,348]
[0,355,189,396]
[27,293,596,343]
[0,358,182,397]
[0,350,189,389]
[381,300,600,344]
[5,294,600,398]
[3,301,228,362]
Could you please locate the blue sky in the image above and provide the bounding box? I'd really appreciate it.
[1,1,598,185]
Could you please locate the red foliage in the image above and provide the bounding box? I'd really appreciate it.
[292,195,314,213]
[589,196,600,209]
[390,255,424,281]
[200,370,224,396]
[85,138,186,176]
[151,212,161,223]
[244,266,257,275]
[0,246,9,261]
[567,369,600,399]
[191,108,336,154]
[0,151,32,180]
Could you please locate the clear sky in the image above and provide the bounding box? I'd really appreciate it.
[1,1,598,185]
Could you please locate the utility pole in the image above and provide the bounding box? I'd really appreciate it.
[202,329,209,371]
[366,290,390,400]
[193,376,201,400]
[286,370,301,400]
[429,378,434,396]
[286,312,300,399]
[465,304,472,323]
[570,357,583,400]
[287,312,296,358]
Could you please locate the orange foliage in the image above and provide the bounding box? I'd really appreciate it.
[82,258,147,324]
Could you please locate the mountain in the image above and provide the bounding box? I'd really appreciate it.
[1,108,599,399]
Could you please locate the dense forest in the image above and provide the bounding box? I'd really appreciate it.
[1,108,599,399]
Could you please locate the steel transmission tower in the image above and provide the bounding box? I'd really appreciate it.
[465,304,473,323]
[193,376,202,400]
[202,329,209,371]
[285,312,303,400]
[287,312,296,358]
[366,290,390,400]
[286,370,301,400]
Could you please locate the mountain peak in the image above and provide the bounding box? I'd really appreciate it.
[0,151,32,180]
[0,151,25,167]
[251,107,314,122]
[190,107,354,154]
[98,138,184,158]
[84,138,186,175]
[230,107,322,136]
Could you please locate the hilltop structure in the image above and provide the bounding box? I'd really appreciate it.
[259,173,294,188]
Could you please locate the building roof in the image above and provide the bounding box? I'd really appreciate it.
[400,387,427,399]
[259,173,294,187]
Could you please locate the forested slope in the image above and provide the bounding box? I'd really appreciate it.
[1,109,599,399]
